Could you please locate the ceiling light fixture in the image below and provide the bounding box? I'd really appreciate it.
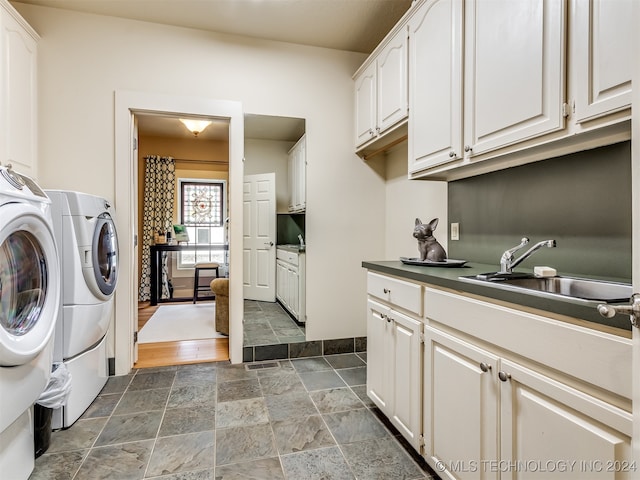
[179,118,212,137]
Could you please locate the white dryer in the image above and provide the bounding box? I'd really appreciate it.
[46,190,118,429]
[0,166,60,480]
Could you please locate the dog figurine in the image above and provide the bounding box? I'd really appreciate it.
[413,218,447,262]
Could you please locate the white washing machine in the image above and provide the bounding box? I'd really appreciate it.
[0,166,60,480]
[46,190,118,429]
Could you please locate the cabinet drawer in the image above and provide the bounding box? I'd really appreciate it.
[424,287,632,400]
[367,272,422,316]
[276,249,298,266]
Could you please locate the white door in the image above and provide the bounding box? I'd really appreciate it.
[243,173,276,301]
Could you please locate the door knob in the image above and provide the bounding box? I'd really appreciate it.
[597,293,640,328]
[264,241,274,247]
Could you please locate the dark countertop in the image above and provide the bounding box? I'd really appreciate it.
[362,260,631,332]
[277,244,306,254]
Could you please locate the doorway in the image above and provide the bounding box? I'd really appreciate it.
[114,91,244,374]
[133,112,231,368]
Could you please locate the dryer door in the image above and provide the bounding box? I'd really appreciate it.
[0,204,60,366]
[92,212,118,297]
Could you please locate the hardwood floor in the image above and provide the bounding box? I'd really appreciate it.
[134,301,229,369]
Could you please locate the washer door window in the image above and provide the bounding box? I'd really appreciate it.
[0,203,60,366]
[0,231,47,336]
[92,213,118,297]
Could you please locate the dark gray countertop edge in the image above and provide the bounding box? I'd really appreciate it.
[362,260,630,332]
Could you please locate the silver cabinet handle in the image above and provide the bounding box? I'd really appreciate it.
[498,371,511,382]
[383,288,390,294]
[449,151,456,158]
[597,294,640,328]
[479,363,492,373]
[464,145,472,153]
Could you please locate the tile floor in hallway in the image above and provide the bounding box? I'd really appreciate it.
[243,300,306,347]
[30,354,437,480]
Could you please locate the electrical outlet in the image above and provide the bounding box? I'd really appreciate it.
[451,222,460,241]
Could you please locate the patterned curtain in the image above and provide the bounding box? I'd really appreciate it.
[138,155,176,301]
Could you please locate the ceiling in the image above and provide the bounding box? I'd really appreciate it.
[136,113,305,142]
[13,0,412,54]
[14,0,410,142]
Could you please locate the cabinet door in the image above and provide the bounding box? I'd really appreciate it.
[367,299,392,411]
[276,260,287,305]
[499,359,633,479]
[408,0,463,174]
[0,3,37,178]
[424,326,499,480]
[572,0,632,123]
[377,27,408,134]
[295,137,306,211]
[355,62,377,147]
[287,266,299,319]
[463,0,565,157]
[287,145,297,212]
[388,309,422,451]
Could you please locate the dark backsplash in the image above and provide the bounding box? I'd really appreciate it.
[448,141,632,280]
[277,213,305,245]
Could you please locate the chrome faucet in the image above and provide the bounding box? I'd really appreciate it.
[499,237,556,273]
[298,234,305,248]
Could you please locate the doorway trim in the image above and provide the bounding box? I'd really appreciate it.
[114,90,244,374]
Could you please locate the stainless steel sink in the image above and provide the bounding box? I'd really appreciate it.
[459,273,632,304]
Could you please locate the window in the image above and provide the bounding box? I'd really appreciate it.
[177,179,227,268]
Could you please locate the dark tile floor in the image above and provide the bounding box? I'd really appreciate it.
[29,353,436,480]
[243,300,306,347]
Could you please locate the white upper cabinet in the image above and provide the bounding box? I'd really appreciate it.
[0,0,38,179]
[376,29,408,134]
[571,0,632,123]
[354,26,408,150]
[354,62,377,147]
[408,0,463,173]
[287,135,306,213]
[463,0,566,158]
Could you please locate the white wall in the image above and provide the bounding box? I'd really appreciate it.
[15,3,388,344]
[244,138,292,213]
[383,143,448,260]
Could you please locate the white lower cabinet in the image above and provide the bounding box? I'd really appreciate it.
[276,248,305,322]
[499,358,632,480]
[367,299,422,451]
[365,270,633,478]
[424,324,633,479]
[424,326,499,480]
[422,292,633,479]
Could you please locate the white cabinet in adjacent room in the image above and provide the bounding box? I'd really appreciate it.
[276,247,305,322]
[287,135,306,213]
[0,0,38,179]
